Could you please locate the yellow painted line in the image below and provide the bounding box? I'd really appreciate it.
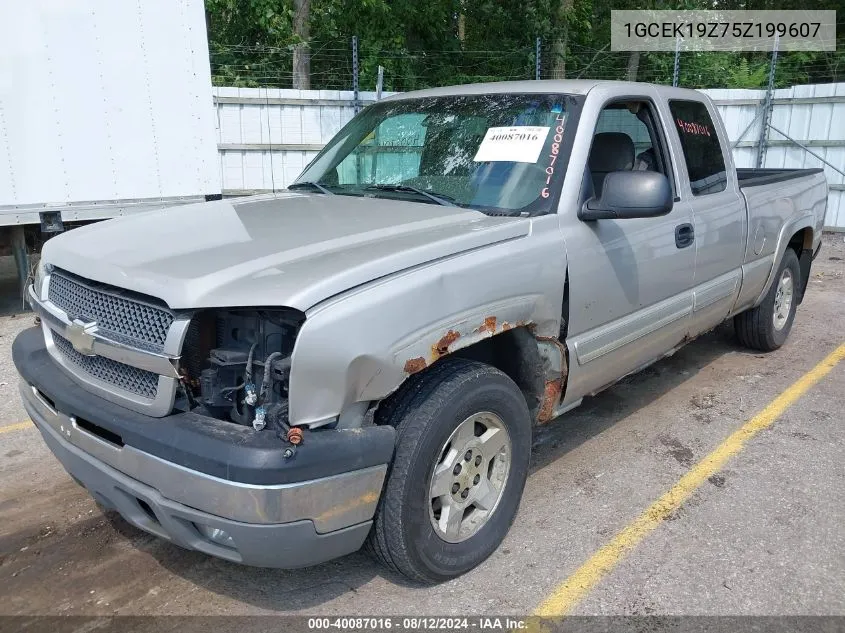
[0,421,33,435]
[535,342,845,617]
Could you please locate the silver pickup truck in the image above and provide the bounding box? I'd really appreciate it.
[15,80,827,583]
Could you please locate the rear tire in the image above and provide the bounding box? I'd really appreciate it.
[734,248,800,351]
[366,357,532,583]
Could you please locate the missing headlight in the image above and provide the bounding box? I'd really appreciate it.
[179,307,304,429]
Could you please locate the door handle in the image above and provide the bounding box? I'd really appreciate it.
[675,223,694,249]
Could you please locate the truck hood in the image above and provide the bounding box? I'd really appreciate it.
[41,193,530,310]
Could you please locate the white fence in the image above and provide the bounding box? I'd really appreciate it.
[214,87,393,195]
[215,83,845,230]
[703,83,845,230]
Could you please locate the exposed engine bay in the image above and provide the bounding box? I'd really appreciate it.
[176,308,306,434]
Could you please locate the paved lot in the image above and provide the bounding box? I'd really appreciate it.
[1,235,843,619]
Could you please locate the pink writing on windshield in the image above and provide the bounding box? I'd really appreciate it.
[541,113,567,199]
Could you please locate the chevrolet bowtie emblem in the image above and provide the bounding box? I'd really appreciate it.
[66,320,97,356]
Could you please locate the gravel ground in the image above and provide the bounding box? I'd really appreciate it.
[0,234,843,622]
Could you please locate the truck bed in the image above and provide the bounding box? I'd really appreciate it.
[737,168,825,189]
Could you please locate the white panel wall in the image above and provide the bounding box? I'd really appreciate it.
[217,83,845,229]
[214,88,395,193]
[703,83,845,230]
[0,0,220,211]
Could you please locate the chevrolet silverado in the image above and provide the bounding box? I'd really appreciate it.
[14,80,828,583]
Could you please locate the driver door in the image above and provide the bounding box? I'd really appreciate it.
[562,98,695,401]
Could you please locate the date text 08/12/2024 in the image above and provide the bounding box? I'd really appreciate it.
[306,617,528,630]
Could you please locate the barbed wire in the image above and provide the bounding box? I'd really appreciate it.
[209,37,845,92]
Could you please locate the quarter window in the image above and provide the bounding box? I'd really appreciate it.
[668,100,727,195]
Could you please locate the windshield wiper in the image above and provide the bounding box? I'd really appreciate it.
[365,184,455,207]
[288,181,334,195]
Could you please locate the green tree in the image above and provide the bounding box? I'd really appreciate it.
[204,0,845,91]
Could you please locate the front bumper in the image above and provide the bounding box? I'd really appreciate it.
[14,327,396,568]
[33,406,374,567]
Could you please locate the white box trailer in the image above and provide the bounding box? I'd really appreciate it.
[0,0,221,290]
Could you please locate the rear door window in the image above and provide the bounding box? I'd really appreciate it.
[668,100,727,196]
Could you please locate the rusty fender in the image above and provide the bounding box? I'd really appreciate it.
[535,336,568,423]
[401,317,568,425]
[402,315,534,375]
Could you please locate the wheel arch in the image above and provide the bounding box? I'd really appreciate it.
[787,227,814,304]
[396,325,567,426]
[754,216,815,308]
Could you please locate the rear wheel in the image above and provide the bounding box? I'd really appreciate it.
[735,248,800,351]
[366,357,532,583]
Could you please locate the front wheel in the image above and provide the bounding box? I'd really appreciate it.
[735,247,801,351]
[366,358,532,583]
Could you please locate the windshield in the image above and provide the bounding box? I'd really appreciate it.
[294,93,581,216]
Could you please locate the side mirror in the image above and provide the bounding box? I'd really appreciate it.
[579,171,673,221]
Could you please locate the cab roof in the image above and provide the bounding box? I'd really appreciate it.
[380,79,707,102]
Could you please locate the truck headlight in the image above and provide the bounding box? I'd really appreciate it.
[32,258,49,298]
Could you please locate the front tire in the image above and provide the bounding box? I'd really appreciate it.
[366,358,532,583]
[735,247,800,351]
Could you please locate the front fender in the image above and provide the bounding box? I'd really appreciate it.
[287,216,566,426]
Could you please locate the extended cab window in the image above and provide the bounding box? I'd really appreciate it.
[668,100,727,196]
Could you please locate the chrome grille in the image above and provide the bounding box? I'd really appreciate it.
[52,332,159,400]
[48,270,174,352]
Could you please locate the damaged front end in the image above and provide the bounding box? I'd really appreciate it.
[177,307,308,439]
[29,265,318,439]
